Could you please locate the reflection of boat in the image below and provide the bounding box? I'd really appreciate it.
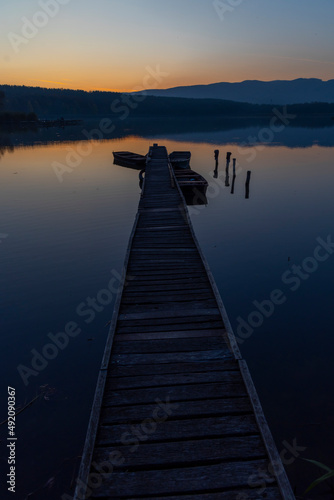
[169,151,191,169]
[113,151,147,169]
[173,168,208,205]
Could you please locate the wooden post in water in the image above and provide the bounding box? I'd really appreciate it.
[245,170,251,199]
[214,149,219,178]
[231,158,236,194]
[225,152,231,187]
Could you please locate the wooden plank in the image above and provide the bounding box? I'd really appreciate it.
[127,263,203,270]
[112,336,226,354]
[118,308,220,321]
[122,284,211,293]
[107,370,241,390]
[90,460,276,498]
[114,329,226,341]
[100,396,252,424]
[117,314,223,326]
[93,435,266,469]
[125,278,210,288]
[119,300,218,315]
[126,271,207,280]
[108,359,239,377]
[96,414,258,446]
[103,380,247,406]
[131,248,198,253]
[116,319,225,334]
[111,350,233,366]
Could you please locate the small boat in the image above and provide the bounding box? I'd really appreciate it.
[113,151,147,169]
[169,151,191,169]
[173,168,208,196]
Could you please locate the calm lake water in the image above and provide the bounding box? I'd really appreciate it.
[1,121,334,499]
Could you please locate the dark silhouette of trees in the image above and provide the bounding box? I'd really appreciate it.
[0,84,334,121]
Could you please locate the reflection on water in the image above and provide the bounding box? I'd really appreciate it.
[1,124,334,498]
[1,115,334,159]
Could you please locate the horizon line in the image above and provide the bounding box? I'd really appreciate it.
[0,77,333,94]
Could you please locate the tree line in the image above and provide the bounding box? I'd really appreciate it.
[1,84,334,121]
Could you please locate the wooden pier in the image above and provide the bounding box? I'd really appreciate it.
[74,145,294,499]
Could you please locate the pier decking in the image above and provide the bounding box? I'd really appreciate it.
[75,145,294,499]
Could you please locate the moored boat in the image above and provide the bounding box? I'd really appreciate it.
[173,169,208,205]
[113,151,147,169]
[173,168,208,196]
[169,151,191,169]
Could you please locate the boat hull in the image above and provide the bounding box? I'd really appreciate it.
[169,151,191,169]
[113,151,146,169]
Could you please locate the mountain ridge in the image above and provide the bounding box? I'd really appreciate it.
[130,78,334,105]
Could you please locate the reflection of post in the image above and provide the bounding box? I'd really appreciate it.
[231,158,236,194]
[214,149,219,178]
[245,170,251,199]
[225,151,231,187]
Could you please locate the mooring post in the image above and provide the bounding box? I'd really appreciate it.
[214,150,219,178]
[225,152,231,187]
[231,158,237,194]
[245,170,251,199]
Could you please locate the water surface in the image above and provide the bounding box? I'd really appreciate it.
[1,123,334,498]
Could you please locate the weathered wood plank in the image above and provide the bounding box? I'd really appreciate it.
[107,370,241,390]
[100,396,252,424]
[114,329,226,341]
[96,414,258,446]
[125,277,211,288]
[112,336,226,354]
[90,460,276,497]
[111,350,233,366]
[103,380,246,405]
[119,299,218,315]
[116,319,225,334]
[93,435,266,469]
[118,308,220,321]
[122,284,211,294]
[126,271,207,281]
[108,359,238,377]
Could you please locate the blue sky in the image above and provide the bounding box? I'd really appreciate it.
[1,0,334,90]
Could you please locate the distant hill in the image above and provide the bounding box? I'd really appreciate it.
[130,78,334,105]
[1,84,334,121]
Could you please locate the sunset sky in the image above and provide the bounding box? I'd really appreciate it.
[1,0,334,92]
